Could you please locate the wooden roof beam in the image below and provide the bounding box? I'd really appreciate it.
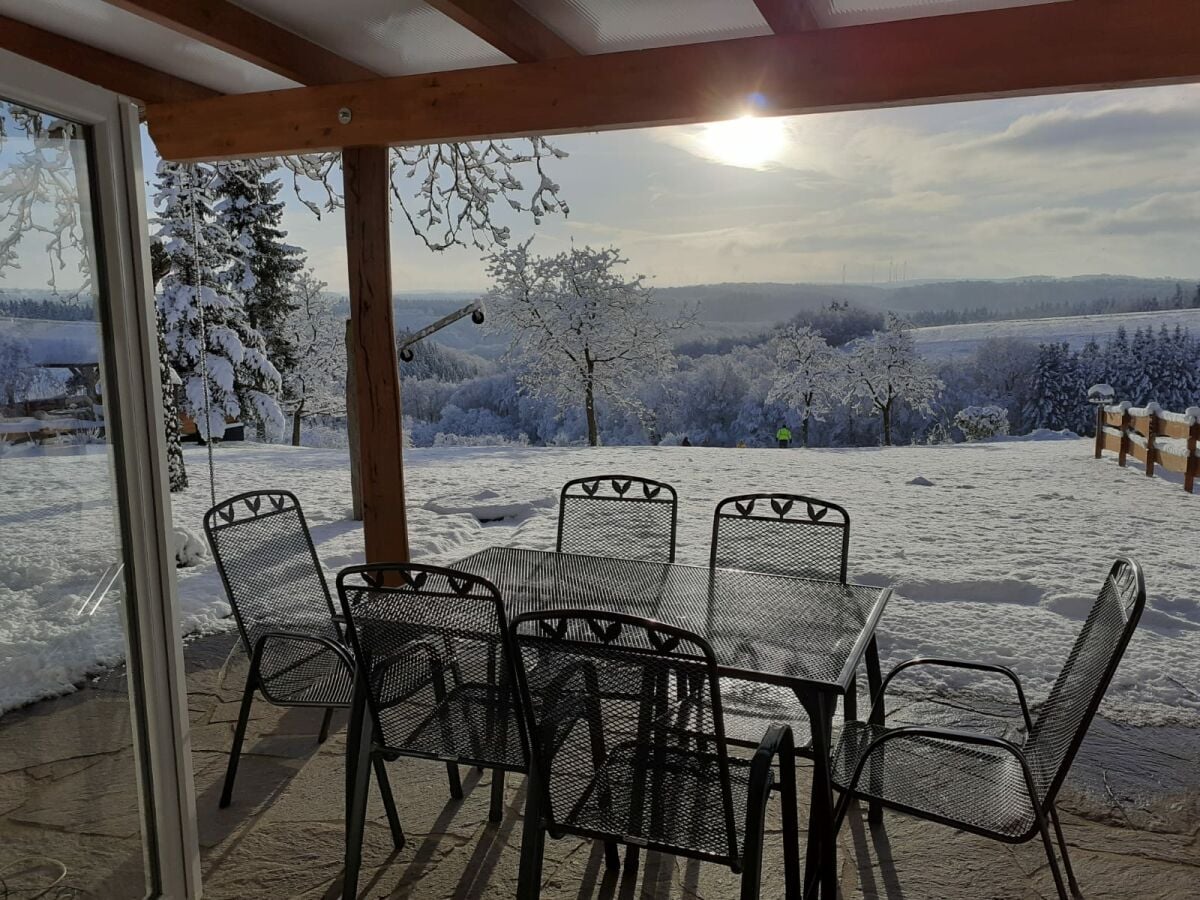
[0,15,217,104]
[425,0,578,63]
[99,0,377,84]
[753,0,820,33]
[145,0,1200,162]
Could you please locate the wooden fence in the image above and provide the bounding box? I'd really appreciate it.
[1095,404,1199,493]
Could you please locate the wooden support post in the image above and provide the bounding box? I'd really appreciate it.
[343,146,409,563]
[1186,420,1198,494]
[1145,411,1157,478]
[1118,410,1130,468]
[1093,406,1104,459]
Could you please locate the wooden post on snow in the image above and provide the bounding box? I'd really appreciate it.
[1186,418,1198,494]
[1093,405,1104,459]
[343,146,409,563]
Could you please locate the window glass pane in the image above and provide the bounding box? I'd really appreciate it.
[0,96,151,898]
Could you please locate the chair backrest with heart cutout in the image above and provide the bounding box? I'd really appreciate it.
[335,563,526,769]
[557,474,678,562]
[710,493,850,580]
[511,609,741,864]
[203,490,339,653]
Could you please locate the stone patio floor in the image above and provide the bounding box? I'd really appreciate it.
[3,631,1199,898]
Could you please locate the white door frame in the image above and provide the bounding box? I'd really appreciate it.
[0,49,201,900]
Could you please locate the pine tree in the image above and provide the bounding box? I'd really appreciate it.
[213,160,304,392]
[154,160,283,441]
[1023,343,1084,431]
[150,239,187,491]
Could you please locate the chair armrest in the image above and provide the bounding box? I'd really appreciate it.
[742,724,797,878]
[878,657,1033,731]
[251,631,355,673]
[838,724,1039,805]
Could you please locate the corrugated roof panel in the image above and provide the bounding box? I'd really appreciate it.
[514,0,772,54]
[818,0,1066,28]
[0,0,297,94]
[231,0,514,75]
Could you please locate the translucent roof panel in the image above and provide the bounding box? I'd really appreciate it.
[514,0,772,54]
[232,0,514,75]
[0,0,297,94]
[817,0,1066,28]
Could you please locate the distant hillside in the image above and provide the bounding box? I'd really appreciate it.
[912,307,1200,360]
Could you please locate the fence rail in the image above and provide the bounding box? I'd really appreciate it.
[1095,403,1199,493]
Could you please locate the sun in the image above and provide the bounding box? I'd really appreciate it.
[701,115,789,169]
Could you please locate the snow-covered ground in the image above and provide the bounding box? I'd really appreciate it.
[913,308,1200,359]
[2,440,1198,727]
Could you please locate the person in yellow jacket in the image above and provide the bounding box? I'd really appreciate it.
[776,424,792,448]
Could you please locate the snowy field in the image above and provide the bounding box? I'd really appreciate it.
[913,308,1200,359]
[2,440,1198,727]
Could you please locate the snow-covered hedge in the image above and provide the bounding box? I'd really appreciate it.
[954,405,1010,442]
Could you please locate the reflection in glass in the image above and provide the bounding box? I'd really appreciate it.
[0,97,150,898]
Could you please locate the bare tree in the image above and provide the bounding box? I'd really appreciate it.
[767,325,839,447]
[844,315,943,446]
[279,269,345,446]
[486,241,689,446]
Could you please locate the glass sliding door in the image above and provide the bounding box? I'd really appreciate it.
[0,51,197,900]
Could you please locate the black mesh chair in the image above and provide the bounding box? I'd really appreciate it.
[512,610,800,900]
[203,491,422,820]
[708,494,878,766]
[337,563,529,899]
[557,475,678,562]
[204,490,357,807]
[710,493,849,579]
[829,557,1145,900]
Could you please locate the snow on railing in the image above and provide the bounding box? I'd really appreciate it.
[1095,402,1199,493]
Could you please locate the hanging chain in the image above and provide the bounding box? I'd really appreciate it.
[187,163,217,508]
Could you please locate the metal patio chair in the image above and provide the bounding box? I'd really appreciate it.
[337,563,529,899]
[708,494,879,763]
[202,490,412,817]
[557,475,679,562]
[829,557,1146,900]
[512,610,801,900]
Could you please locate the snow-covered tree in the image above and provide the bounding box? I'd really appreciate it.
[214,160,305,390]
[1022,342,1084,431]
[767,325,839,447]
[278,269,345,445]
[154,160,283,441]
[485,241,688,446]
[149,239,187,490]
[843,316,942,445]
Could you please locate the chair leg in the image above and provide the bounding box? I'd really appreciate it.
[318,706,335,744]
[1033,802,1070,900]
[343,730,374,900]
[490,769,505,823]
[372,754,405,850]
[864,636,884,826]
[780,755,802,900]
[518,776,546,900]
[446,762,463,800]
[603,841,621,872]
[1048,804,1083,898]
[219,671,257,809]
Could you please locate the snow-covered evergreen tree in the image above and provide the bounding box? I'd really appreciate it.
[149,239,187,490]
[1022,343,1084,431]
[843,316,942,446]
[213,160,304,391]
[154,160,283,442]
[485,241,688,446]
[766,325,839,447]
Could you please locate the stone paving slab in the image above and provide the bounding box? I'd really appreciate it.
[1,632,1198,899]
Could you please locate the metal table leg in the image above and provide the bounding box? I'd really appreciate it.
[799,689,838,899]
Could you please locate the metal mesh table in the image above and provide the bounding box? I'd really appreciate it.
[453,545,891,898]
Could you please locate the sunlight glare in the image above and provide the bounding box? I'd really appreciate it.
[701,115,788,169]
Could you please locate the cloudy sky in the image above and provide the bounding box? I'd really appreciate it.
[272,82,1200,294]
[5,82,1200,296]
